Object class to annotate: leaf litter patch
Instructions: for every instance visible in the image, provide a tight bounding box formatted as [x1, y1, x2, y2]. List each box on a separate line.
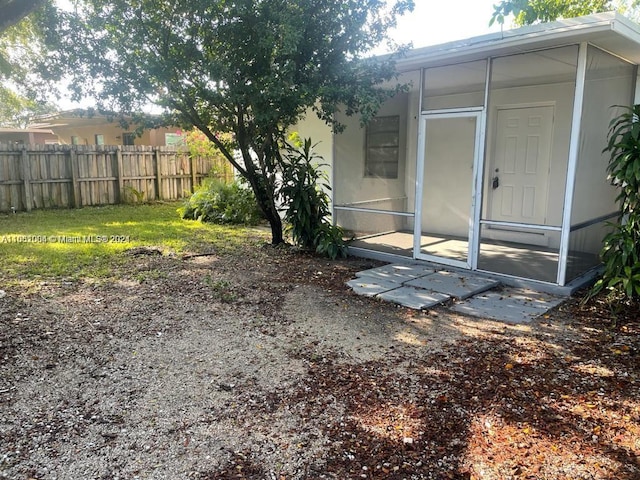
[1, 246, 639, 479]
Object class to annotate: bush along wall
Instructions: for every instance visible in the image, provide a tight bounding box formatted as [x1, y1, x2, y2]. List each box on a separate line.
[279, 135, 349, 260]
[593, 104, 640, 301]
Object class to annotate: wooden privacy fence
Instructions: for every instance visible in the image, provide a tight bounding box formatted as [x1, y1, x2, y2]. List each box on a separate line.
[0, 144, 234, 212]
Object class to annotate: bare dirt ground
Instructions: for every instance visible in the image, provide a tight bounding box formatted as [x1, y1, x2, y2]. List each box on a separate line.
[1, 239, 639, 479]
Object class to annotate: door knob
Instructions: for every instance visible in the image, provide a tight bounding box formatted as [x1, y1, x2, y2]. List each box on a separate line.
[492, 176, 499, 189]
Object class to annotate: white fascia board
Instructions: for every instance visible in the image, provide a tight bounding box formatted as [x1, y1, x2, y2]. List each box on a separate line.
[611, 13, 640, 46]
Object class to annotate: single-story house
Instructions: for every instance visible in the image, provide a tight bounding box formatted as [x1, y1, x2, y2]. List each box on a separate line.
[297, 12, 640, 293]
[28, 109, 184, 146]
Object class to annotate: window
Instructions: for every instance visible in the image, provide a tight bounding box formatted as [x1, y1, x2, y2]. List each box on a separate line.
[94, 134, 104, 145]
[165, 132, 185, 146]
[365, 116, 399, 178]
[122, 133, 135, 145]
[71, 136, 80, 145]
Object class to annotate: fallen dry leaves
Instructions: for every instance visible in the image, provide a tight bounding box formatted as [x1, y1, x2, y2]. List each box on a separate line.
[1, 243, 639, 479]
[203, 250, 640, 479]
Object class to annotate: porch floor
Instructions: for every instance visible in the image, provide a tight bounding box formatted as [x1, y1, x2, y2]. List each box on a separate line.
[347, 263, 565, 324]
[350, 231, 560, 283]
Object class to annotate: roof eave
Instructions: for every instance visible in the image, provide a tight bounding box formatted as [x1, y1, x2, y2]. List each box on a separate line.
[394, 11, 640, 71]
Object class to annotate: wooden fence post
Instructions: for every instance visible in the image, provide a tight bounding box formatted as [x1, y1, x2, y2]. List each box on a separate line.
[69, 147, 81, 208]
[21, 147, 33, 212]
[153, 148, 162, 200]
[190, 155, 197, 192]
[115, 148, 125, 203]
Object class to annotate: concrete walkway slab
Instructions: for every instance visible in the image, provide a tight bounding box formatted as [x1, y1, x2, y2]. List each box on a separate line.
[405, 270, 500, 300]
[353, 270, 405, 285]
[377, 286, 450, 310]
[346, 277, 399, 297]
[451, 288, 564, 324]
[347, 263, 567, 323]
[355, 264, 436, 283]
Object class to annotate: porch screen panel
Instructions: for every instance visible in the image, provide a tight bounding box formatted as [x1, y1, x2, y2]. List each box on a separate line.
[422, 60, 487, 111]
[566, 217, 616, 282]
[567, 46, 635, 282]
[336, 209, 413, 258]
[333, 90, 415, 214]
[478, 225, 561, 283]
[420, 116, 475, 262]
[480, 46, 578, 282]
[485, 45, 578, 228]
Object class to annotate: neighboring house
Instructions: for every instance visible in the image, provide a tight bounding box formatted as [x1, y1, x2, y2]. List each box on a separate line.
[28, 109, 183, 146]
[0, 127, 58, 146]
[296, 12, 640, 292]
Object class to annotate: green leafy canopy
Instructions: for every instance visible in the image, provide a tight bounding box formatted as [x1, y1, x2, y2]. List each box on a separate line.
[488, 0, 635, 26]
[0, 1, 60, 126]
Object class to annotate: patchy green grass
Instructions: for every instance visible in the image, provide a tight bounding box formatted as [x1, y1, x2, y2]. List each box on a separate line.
[0, 202, 268, 282]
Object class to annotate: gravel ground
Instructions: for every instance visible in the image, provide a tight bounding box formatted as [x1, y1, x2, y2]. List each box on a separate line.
[1, 245, 639, 479]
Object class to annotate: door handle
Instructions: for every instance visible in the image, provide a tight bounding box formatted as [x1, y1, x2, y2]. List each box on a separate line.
[492, 176, 499, 189]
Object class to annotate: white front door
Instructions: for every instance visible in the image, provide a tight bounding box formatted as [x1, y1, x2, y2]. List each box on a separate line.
[487, 105, 554, 244]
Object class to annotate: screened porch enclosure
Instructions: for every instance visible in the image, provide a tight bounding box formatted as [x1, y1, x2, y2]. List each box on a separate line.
[332, 37, 638, 288]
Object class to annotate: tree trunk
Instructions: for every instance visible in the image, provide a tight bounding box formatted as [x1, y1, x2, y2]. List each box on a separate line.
[233, 118, 284, 245]
[265, 206, 284, 245]
[254, 188, 283, 245]
[243, 168, 284, 245]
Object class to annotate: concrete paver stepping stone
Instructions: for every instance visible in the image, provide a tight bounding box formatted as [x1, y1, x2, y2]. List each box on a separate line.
[355, 264, 436, 283]
[354, 270, 406, 285]
[377, 286, 450, 310]
[451, 288, 564, 324]
[346, 277, 400, 297]
[347, 264, 567, 323]
[405, 270, 500, 300]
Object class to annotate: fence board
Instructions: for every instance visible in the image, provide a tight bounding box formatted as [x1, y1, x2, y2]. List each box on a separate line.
[0, 143, 226, 212]
[0, 148, 20, 211]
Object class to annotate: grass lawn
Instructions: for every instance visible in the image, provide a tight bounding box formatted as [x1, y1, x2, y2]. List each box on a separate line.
[0, 202, 268, 283]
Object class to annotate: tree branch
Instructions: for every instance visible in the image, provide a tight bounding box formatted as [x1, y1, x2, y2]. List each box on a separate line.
[0, 0, 46, 34]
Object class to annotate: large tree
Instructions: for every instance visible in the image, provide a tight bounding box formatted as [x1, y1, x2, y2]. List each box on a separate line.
[44, 0, 413, 244]
[0, 1, 60, 126]
[0, 87, 57, 128]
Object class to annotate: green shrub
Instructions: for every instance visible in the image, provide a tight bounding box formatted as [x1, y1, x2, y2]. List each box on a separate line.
[315, 223, 350, 260]
[178, 179, 264, 225]
[279, 135, 349, 259]
[591, 104, 640, 300]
